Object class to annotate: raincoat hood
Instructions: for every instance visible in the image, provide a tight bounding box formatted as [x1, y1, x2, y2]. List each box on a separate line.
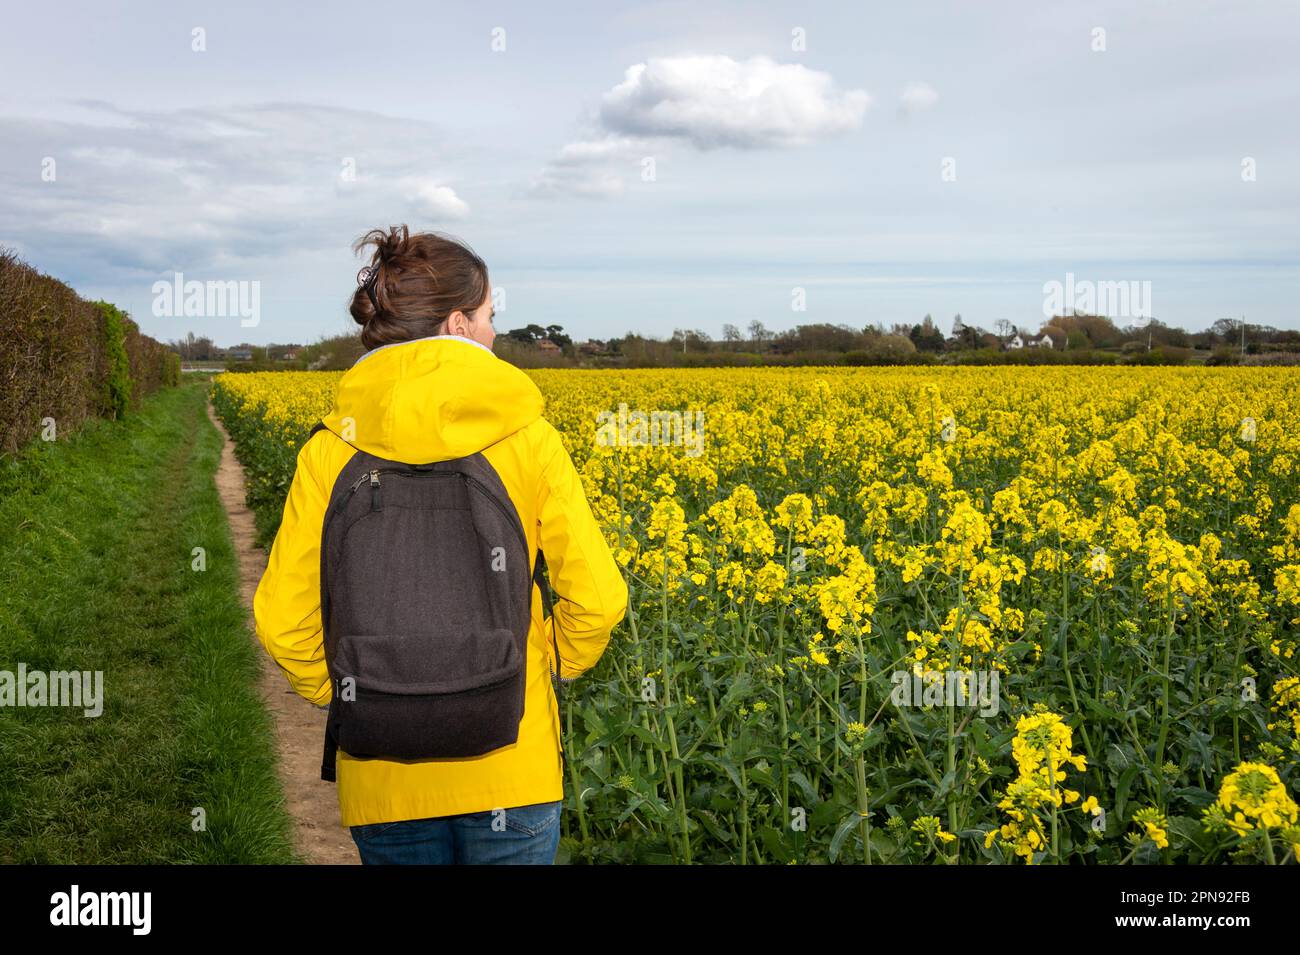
[321, 335, 544, 463]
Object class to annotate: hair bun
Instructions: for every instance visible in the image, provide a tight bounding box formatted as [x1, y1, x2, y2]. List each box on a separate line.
[348, 223, 490, 351]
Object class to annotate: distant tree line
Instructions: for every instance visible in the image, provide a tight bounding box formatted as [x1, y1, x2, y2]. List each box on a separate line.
[176, 311, 1300, 373]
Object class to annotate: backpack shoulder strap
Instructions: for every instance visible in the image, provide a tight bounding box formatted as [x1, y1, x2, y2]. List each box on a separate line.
[322, 696, 339, 782]
[534, 549, 566, 776]
[311, 418, 334, 781]
[314, 418, 354, 784]
[533, 550, 563, 700]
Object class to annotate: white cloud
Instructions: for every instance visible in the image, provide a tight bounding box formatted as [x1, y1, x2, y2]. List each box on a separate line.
[523, 135, 642, 199]
[524, 167, 627, 200]
[599, 55, 870, 149]
[554, 136, 644, 164]
[407, 179, 471, 219]
[0, 102, 469, 278]
[527, 54, 869, 199]
[900, 82, 939, 113]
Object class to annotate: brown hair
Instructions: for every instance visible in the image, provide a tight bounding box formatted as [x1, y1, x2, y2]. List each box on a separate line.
[348, 224, 490, 350]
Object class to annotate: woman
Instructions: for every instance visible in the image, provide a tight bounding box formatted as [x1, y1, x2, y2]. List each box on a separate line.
[252, 224, 628, 864]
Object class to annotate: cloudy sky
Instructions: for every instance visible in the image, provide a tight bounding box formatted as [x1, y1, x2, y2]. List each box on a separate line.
[2, 0, 1297, 346]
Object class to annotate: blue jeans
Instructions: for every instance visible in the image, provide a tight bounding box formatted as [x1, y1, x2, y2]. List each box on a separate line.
[350, 800, 563, 865]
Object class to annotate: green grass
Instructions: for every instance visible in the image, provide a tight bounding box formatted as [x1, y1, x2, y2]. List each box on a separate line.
[0, 379, 299, 863]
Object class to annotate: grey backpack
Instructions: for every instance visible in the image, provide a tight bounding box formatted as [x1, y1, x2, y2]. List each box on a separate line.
[308, 422, 562, 781]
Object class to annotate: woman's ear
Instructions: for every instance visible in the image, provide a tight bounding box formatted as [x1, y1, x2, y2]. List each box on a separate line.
[444, 310, 466, 336]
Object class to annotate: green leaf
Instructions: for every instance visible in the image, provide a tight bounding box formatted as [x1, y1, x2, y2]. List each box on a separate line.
[789, 770, 818, 806]
[625, 723, 662, 749]
[1106, 742, 1136, 773]
[933, 767, 957, 800]
[749, 763, 776, 789]
[1114, 764, 1141, 821]
[758, 825, 793, 862]
[829, 812, 864, 862]
[1170, 786, 1215, 810]
[1083, 696, 1126, 722]
[700, 753, 744, 794]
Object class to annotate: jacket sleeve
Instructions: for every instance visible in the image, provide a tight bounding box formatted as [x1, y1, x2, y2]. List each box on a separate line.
[534, 418, 629, 679]
[252, 433, 332, 707]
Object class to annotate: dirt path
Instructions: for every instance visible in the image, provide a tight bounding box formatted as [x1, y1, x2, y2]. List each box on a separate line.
[206, 401, 359, 865]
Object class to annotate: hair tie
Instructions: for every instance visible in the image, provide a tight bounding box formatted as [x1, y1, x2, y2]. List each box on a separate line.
[358, 263, 382, 313]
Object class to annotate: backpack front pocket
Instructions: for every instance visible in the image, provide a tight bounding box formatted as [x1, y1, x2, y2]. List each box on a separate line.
[332, 629, 526, 759]
[336, 627, 522, 695]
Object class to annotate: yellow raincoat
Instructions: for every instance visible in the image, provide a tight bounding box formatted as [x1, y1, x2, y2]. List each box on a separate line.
[252, 335, 628, 827]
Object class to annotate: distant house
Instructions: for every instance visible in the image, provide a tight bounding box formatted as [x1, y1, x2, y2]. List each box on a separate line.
[535, 339, 562, 354]
[227, 348, 253, 361]
[1006, 330, 1054, 350]
[281, 350, 299, 361]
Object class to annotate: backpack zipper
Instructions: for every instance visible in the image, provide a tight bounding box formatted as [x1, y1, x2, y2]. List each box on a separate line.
[326, 467, 526, 552]
[326, 467, 457, 537]
[369, 469, 381, 510]
[463, 474, 528, 553]
[349, 468, 379, 493]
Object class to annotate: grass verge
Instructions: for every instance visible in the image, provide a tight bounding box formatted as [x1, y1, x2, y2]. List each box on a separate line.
[0, 378, 299, 862]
